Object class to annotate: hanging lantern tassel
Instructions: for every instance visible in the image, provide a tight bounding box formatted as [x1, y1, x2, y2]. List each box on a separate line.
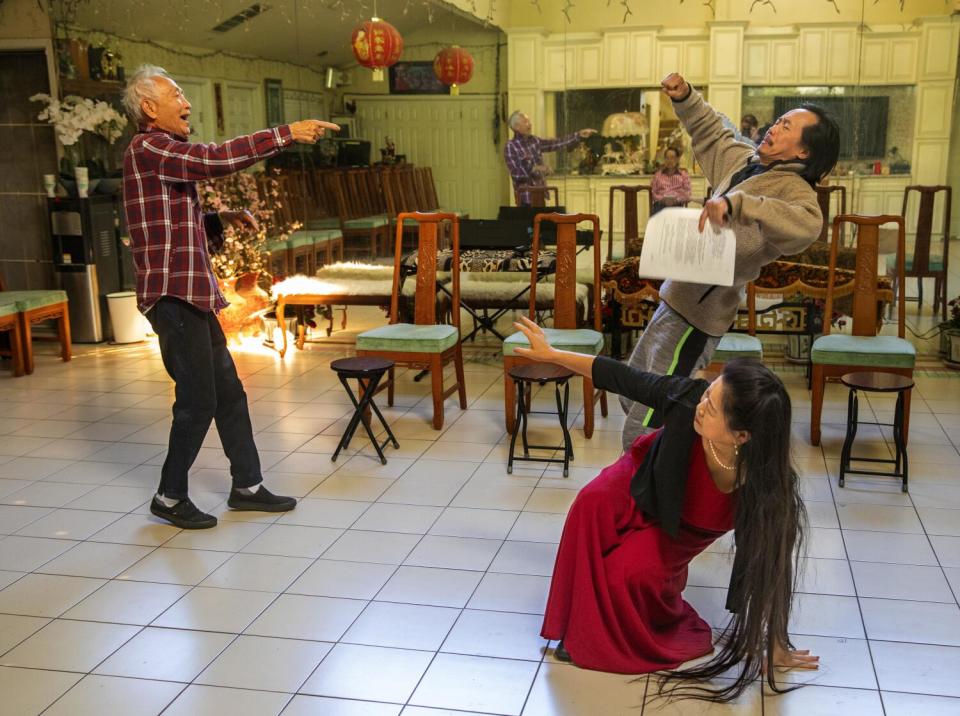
[433, 45, 474, 97]
[352, 17, 403, 82]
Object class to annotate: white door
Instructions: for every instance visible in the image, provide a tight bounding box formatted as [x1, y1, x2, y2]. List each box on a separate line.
[353, 96, 506, 218]
[224, 82, 258, 140]
[176, 77, 214, 142]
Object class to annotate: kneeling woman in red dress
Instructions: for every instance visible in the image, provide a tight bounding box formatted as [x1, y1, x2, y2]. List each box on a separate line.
[512, 317, 818, 702]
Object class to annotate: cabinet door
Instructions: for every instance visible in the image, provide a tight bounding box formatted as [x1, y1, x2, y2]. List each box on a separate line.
[859, 37, 888, 84]
[629, 31, 657, 85]
[543, 45, 571, 90]
[562, 181, 593, 216]
[856, 190, 884, 217]
[576, 43, 604, 88]
[798, 28, 827, 83]
[684, 41, 710, 85]
[770, 39, 798, 83]
[657, 41, 684, 81]
[827, 27, 859, 84]
[508, 34, 541, 88]
[888, 37, 918, 84]
[743, 40, 769, 84]
[603, 32, 629, 86]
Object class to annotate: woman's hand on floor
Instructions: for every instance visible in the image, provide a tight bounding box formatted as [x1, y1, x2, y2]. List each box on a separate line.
[769, 643, 820, 671]
[512, 316, 554, 362]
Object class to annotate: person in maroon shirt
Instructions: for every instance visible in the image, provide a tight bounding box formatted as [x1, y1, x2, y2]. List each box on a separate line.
[121, 64, 338, 529]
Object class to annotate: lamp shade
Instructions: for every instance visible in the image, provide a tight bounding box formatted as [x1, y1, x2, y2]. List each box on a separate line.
[433, 45, 474, 96]
[351, 17, 403, 82]
[601, 111, 647, 137]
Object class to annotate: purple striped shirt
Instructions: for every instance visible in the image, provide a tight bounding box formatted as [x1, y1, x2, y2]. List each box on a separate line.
[504, 131, 579, 190]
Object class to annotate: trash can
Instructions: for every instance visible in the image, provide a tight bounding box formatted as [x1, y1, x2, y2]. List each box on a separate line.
[106, 292, 146, 343]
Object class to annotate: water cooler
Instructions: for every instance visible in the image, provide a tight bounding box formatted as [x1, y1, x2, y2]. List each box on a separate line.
[48, 196, 124, 342]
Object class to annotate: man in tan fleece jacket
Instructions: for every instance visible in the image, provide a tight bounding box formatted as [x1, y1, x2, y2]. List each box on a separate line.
[620, 72, 840, 449]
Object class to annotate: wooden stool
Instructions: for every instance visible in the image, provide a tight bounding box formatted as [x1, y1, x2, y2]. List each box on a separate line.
[839, 371, 914, 493]
[507, 363, 575, 477]
[330, 357, 400, 465]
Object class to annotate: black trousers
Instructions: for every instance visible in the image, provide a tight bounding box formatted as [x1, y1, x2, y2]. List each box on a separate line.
[146, 297, 261, 500]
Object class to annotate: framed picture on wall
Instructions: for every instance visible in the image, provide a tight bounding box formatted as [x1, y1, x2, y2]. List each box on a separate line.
[264, 79, 284, 127]
[389, 62, 449, 95]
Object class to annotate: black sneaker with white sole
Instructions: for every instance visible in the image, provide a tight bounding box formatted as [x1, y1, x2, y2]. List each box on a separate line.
[150, 496, 218, 529]
[227, 485, 297, 512]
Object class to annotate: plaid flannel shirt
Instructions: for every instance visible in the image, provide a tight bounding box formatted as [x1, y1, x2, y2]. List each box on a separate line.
[650, 168, 692, 204]
[504, 132, 578, 191]
[122, 125, 293, 314]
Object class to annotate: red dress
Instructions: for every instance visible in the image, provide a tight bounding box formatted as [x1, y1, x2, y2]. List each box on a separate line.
[541, 431, 735, 674]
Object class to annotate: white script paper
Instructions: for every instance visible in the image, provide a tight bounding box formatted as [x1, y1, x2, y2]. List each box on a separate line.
[637, 208, 736, 286]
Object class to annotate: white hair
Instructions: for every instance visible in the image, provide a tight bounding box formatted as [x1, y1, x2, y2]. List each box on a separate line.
[123, 64, 172, 128]
[508, 110, 525, 131]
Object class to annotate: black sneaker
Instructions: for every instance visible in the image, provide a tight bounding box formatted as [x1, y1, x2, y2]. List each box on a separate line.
[150, 496, 217, 529]
[554, 640, 572, 663]
[227, 485, 297, 512]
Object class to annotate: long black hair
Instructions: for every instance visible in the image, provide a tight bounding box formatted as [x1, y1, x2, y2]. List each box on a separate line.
[797, 103, 840, 185]
[654, 357, 808, 702]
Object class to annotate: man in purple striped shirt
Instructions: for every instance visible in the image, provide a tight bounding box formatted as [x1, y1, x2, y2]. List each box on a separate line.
[504, 111, 595, 205]
[121, 65, 337, 529]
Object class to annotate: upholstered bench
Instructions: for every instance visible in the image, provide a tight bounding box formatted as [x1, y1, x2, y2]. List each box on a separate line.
[0, 289, 71, 374]
[271, 265, 444, 357]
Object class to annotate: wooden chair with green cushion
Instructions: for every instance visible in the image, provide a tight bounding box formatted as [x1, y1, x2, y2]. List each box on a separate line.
[316, 171, 389, 258]
[707, 282, 762, 371]
[607, 184, 652, 260]
[810, 214, 914, 446]
[814, 183, 847, 244]
[502, 213, 607, 438]
[356, 212, 466, 430]
[0, 276, 71, 375]
[0, 296, 26, 377]
[887, 184, 951, 321]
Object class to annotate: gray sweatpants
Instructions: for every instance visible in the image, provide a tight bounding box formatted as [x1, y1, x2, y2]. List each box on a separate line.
[620, 302, 721, 450]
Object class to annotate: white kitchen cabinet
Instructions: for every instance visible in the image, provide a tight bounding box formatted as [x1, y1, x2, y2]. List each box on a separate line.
[576, 43, 604, 87]
[543, 44, 574, 90]
[798, 28, 828, 83]
[770, 39, 799, 83]
[629, 31, 658, 86]
[602, 32, 630, 86]
[684, 41, 710, 84]
[508, 33, 541, 89]
[888, 37, 919, 83]
[743, 40, 770, 84]
[827, 27, 859, 84]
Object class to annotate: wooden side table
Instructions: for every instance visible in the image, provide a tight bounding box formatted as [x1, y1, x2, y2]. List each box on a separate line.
[839, 371, 914, 492]
[507, 363, 575, 477]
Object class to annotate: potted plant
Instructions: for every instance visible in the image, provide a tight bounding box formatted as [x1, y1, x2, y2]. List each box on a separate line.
[30, 93, 128, 195]
[940, 296, 960, 368]
[198, 171, 301, 342]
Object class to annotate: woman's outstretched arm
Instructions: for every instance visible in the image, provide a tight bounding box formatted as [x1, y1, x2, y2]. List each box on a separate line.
[511, 317, 596, 377]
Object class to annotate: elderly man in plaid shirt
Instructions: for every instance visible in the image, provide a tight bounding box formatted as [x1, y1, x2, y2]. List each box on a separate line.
[504, 110, 596, 205]
[122, 64, 338, 529]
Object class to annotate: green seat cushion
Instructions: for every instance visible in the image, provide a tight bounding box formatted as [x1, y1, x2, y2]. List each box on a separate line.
[0, 301, 19, 319]
[357, 323, 459, 353]
[885, 253, 944, 272]
[345, 216, 390, 230]
[288, 231, 316, 249]
[811, 334, 916, 368]
[305, 218, 341, 230]
[266, 237, 291, 252]
[2, 290, 68, 312]
[312, 229, 343, 242]
[713, 333, 763, 360]
[503, 327, 604, 357]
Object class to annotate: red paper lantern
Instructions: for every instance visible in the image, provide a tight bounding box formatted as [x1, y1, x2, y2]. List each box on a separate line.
[433, 45, 474, 96]
[351, 17, 403, 82]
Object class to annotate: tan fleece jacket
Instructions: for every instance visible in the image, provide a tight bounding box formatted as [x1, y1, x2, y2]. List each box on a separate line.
[658, 88, 823, 337]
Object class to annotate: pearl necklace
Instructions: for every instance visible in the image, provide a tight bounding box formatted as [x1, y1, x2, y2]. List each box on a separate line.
[707, 439, 736, 471]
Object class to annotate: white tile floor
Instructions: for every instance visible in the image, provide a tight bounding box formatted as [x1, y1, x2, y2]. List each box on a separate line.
[2, 277, 960, 714]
